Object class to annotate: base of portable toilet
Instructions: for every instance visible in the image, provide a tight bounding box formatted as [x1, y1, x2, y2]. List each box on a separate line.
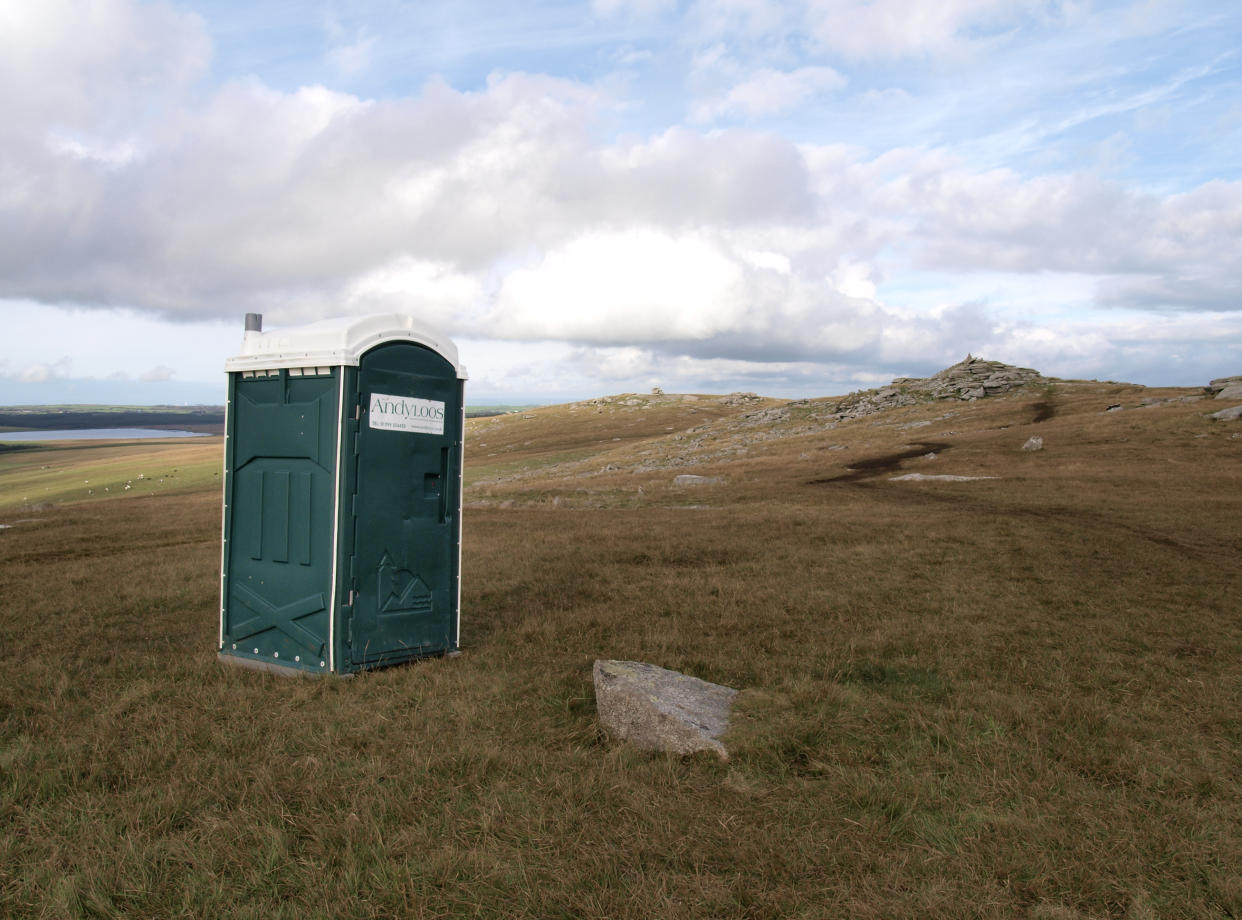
[218, 313, 467, 676]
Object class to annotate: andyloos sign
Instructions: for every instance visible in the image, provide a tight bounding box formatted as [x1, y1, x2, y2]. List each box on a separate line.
[369, 392, 446, 435]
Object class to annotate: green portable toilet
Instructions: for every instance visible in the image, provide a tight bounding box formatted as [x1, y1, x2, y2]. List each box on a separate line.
[219, 312, 466, 675]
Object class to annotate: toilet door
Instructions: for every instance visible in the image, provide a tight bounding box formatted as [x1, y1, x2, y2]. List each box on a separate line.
[222, 368, 339, 672]
[348, 342, 461, 665]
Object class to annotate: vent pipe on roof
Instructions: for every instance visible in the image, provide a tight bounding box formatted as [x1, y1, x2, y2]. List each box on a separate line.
[244, 313, 263, 332]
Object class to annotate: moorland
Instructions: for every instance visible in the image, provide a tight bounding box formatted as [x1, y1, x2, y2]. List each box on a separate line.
[1, 361, 1240, 918]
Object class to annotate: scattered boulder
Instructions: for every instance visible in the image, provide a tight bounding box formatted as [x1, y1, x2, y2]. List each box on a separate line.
[1022, 436, 1044, 451]
[738, 406, 790, 425]
[593, 660, 737, 759]
[673, 474, 721, 487]
[1140, 395, 1203, 407]
[1210, 405, 1242, 421]
[718, 392, 762, 407]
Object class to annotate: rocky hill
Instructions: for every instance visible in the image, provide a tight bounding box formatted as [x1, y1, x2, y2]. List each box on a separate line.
[463, 357, 1239, 507]
[776, 355, 1044, 425]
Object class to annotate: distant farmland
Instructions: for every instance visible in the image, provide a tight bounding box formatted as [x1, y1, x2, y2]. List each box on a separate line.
[0, 405, 225, 434]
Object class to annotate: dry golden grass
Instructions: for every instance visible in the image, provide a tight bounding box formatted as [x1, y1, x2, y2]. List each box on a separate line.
[2, 380, 1240, 917]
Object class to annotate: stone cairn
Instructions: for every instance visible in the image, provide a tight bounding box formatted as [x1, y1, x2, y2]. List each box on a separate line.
[776, 355, 1043, 425]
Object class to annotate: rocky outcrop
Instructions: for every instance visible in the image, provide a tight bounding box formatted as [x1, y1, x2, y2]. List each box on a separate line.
[737, 406, 791, 426]
[1208, 376, 1242, 400]
[593, 660, 737, 759]
[1140, 395, 1203, 408]
[783, 356, 1043, 425]
[907, 355, 1043, 399]
[1210, 405, 1242, 421]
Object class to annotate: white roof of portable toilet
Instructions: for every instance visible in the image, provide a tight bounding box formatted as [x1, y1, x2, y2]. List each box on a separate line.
[224, 313, 467, 378]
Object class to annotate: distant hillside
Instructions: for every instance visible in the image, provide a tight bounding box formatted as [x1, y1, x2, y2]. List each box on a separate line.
[463, 357, 1235, 505]
[0, 405, 226, 433]
[0, 404, 541, 434]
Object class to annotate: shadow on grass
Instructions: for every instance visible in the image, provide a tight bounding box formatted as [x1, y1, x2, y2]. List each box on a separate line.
[835, 660, 951, 702]
[807, 442, 952, 484]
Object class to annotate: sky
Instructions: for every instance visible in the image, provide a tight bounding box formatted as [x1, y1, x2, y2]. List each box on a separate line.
[1, 0, 1240, 406]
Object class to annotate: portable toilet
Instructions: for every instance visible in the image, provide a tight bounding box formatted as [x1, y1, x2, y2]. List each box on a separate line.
[219, 313, 466, 675]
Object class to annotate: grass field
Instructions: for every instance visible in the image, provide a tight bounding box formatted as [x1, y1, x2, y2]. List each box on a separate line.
[0, 438, 223, 509]
[1, 381, 1240, 918]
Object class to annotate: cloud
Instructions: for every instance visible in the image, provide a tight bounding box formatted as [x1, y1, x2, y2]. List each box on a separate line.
[481, 228, 897, 362]
[884, 165, 1242, 308]
[561, 343, 860, 393]
[803, 0, 1071, 60]
[2, 16, 1237, 339]
[686, 0, 1077, 60]
[45, 131, 143, 169]
[592, 0, 676, 17]
[139, 365, 176, 382]
[328, 34, 377, 76]
[0, 0, 209, 139]
[342, 258, 486, 319]
[485, 230, 749, 344]
[15, 357, 72, 384]
[691, 66, 846, 123]
[0, 0, 1239, 403]
[0, 50, 820, 321]
[17, 365, 52, 384]
[686, 0, 791, 44]
[1096, 276, 1242, 312]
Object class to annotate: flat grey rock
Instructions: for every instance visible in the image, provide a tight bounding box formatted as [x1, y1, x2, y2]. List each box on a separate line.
[1215, 383, 1242, 401]
[1210, 405, 1242, 421]
[1022, 436, 1044, 451]
[593, 660, 737, 759]
[890, 473, 998, 482]
[672, 474, 721, 487]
